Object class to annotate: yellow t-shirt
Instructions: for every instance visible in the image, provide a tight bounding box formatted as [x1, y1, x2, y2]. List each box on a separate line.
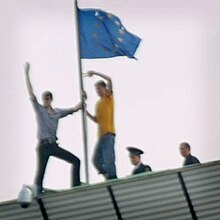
[96, 93, 115, 137]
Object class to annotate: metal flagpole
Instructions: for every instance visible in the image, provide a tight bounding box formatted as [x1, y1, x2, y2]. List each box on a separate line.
[73, 0, 89, 184]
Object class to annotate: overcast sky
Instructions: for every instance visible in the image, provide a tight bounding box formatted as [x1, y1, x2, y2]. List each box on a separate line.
[0, 0, 220, 201]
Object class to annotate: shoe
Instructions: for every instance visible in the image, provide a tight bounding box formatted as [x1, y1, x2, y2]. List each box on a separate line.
[32, 184, 43, 198]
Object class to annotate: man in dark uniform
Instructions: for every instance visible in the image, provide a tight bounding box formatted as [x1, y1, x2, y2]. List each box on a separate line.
[127, 147, 152, 175]
[179, 142, 200, 166]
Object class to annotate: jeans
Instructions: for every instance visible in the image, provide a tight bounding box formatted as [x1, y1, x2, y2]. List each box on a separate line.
[35, 142, 80, 193]
[93, 133, 117, 179]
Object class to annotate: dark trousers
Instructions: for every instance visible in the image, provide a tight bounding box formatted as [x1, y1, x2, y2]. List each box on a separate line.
[35, 142, 80, 191]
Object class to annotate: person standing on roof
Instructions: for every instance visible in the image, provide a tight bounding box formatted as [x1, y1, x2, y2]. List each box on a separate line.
[24, 62, 82, 196]
[85, 70, 117, 180]
[127, 146, 152, 175]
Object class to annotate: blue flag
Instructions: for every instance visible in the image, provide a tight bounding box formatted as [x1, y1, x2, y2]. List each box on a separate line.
[78, 9, 141, 59]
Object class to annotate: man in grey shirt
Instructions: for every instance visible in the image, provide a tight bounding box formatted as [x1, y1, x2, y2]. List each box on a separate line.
[24, 62, 82, 195]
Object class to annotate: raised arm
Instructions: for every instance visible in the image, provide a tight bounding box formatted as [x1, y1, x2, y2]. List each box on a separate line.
[87, 70, 113, 93]
[24, 62, 35, 99]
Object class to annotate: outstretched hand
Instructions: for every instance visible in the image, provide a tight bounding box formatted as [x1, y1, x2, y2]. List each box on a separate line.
[24, 62, 30, 74]
[74, 102, 84, 112]
[86, 70, 96, 77]
[81, 90, 87, 100]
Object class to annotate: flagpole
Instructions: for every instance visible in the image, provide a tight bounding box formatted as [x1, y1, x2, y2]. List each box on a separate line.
[74, 0, 89, 184]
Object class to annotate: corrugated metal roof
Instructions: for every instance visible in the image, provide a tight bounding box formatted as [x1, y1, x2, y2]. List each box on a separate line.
[0, 160, 220, 220]
[112, 173, 192, 220]
[43, 186, 118, 220]
[182, 162, 220, 220]
[0, 200, 43, 220]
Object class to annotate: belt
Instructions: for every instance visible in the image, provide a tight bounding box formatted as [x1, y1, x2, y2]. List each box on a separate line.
[103, 132, 116, 137]
[40, 139, 57, 145]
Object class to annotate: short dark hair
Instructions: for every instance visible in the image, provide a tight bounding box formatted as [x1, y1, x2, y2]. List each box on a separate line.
[95, 80, 106, 88]
[42, 91, 53, 100]
[181, 142, 191, 150]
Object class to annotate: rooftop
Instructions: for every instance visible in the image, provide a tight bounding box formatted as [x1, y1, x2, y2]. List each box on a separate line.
[0, 160, 220, 220]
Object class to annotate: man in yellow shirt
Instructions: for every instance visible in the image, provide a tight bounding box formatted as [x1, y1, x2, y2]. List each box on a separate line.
[86, 70, 117, 179]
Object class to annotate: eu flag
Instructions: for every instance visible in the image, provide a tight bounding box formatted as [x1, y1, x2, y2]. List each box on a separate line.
[78, 9, 141, 59]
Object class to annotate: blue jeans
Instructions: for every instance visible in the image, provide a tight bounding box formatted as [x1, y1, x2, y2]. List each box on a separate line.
[93, 133, 117, 179]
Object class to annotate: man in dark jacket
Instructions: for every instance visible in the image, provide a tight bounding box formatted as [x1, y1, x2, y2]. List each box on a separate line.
[127, 147, 152, 175]
[179, 142, 200, 166]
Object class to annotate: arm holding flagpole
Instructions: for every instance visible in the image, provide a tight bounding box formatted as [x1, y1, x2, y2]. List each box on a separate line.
[86, 110, 97, 123]
[74, 0, 89, 184]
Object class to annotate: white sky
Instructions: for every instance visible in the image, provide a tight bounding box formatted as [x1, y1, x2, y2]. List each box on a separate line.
[0, 0, 220, 202]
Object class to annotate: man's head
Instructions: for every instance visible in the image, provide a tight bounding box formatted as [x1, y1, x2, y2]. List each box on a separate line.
[130, 155, 141, 166]
[95, 80, 107, 97]
[42, 91, 53, 107]
[127, 147, 144, 166]
[179, 142, 191, 158]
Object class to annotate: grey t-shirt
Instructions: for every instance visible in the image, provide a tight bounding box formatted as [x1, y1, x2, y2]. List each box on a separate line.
[31, 97, 74, 141]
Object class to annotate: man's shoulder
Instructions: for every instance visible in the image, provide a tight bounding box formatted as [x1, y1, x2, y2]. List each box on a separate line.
[191, 155, 200, 162]
[137, 163, 147, 172]
[106, 89, 113, 96]
[30, 96, 43, 109]
[106, 91, 114, 100]
[144, 164, 152, 171]
[98, 92, 114, 102]
[54, 108, 62, 112]
[185, 154, 200, 165]
[189, 154, 198, 159]
[133, 163, 151, 174]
